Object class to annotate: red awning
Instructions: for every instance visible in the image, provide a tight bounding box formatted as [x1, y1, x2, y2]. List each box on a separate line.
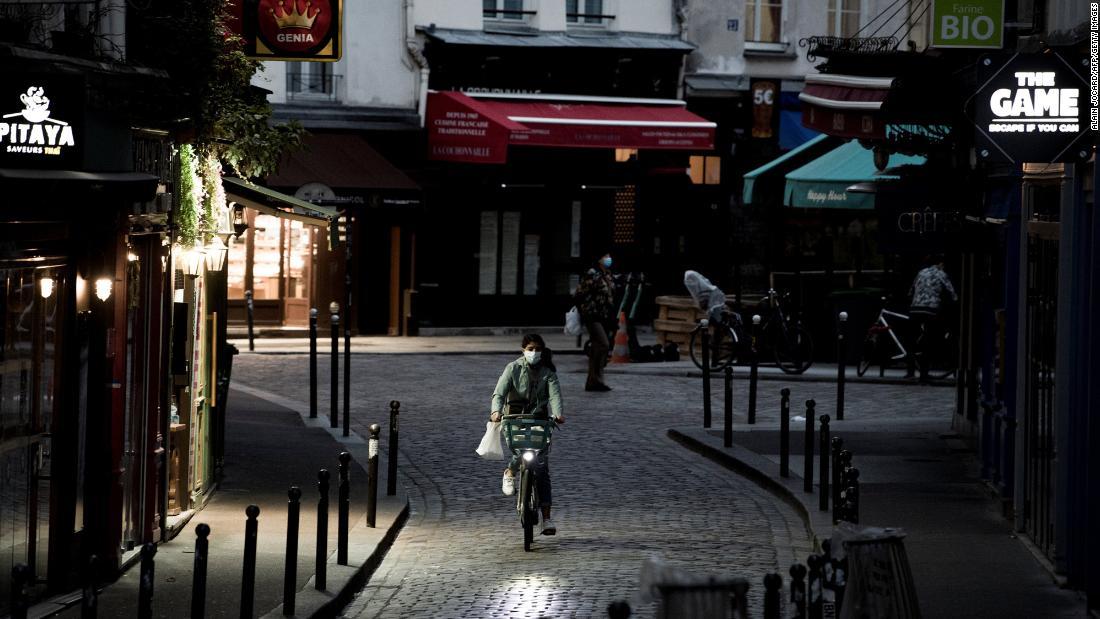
[427, 91, 716, 164]
[799, 74, 893, 140]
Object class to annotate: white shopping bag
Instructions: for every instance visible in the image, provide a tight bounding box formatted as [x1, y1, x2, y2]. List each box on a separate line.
[475, 421, 505, 460]
[564, 306, 583, 336]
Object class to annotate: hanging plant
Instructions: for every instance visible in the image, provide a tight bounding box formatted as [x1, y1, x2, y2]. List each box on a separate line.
[200, 150, 226, 237]
[176, 144, 200, 246]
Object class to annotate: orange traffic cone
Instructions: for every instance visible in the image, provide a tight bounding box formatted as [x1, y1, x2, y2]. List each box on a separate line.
[611, 311, 631, 364]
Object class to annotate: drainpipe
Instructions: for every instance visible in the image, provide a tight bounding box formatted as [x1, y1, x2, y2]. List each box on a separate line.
[673, 0, 689, 100]
[404, 0, 430, 127]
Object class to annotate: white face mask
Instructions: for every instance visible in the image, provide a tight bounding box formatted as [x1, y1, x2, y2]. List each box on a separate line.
[524, 350, 542, 365]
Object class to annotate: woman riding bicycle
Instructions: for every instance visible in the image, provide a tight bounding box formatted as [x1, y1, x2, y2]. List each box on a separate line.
[489, 334, 564, 535]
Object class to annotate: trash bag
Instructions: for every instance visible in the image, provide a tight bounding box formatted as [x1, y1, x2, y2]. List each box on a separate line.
[564, 306, 583, 336]
[683, 270, 728, 324]
[475, 421, 505, 460]
[663, 342, 680, 362]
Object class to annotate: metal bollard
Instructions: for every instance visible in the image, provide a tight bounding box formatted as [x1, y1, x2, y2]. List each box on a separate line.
[819, 415, 831, 512]
[338, 452, 351, 565]
[723, 366, 733, 448]
[283, 487, 301, 616]
[315, 469, 330, 591]
[12, 563, 30, 619]
[343, 304, 351, 438]
[309, 308, 318, 418]
[831, 437, 844, 524]
[836, 312, 847, 421]
[701, 321, 711, 428]
[330, 303, 339, 429]
[838, 450, 853, 522]
[790, 563, 807, 619]
[807, 554, 823, 619]
[846, 468, 861, 524]
[763, 572, 783, 619]
[804, 400, 816, 494]
[245, 290, 255, 351]
[731, 578, 750, 619]
[82, 555, 99, 619]
[138, 543, 156, 619]
[191, 525, 210, 619]
[748, 315, 761, 424]
[368, 424, 380, 527]
[388, 401, 400, 496]
[821, 540, 838, 619]
[241, 505, 260, 619]
[780, 388, 791, 477]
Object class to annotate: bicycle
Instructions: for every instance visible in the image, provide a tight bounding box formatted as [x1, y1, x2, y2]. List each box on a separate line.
[857, 302, 957, 379]
[501, 414, 556, 552]
[756, 289, 814, 374]
[688, 307, 743, 371]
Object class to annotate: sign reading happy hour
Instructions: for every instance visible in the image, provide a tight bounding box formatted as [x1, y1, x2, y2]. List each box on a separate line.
[229, 0, 342, 61]
[971, 52, 1093, 164]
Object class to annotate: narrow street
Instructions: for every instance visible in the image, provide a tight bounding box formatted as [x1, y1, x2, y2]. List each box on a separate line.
[233, 352, 814, 617]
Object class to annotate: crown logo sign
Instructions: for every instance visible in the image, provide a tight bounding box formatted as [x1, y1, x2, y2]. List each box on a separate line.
[270, 0, 319, 29]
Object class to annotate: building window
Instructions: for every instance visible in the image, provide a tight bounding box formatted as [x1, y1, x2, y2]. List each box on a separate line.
[827, 0, 861, 38]
[483, 0, 526, 20]
[746, 0, 783, 43]
[567, 0, 605, 25]
[286, 62, 340, 101]
[689, 156, 721, 185]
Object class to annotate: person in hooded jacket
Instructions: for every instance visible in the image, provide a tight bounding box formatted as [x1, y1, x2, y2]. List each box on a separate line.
[489, 333, 564, 535]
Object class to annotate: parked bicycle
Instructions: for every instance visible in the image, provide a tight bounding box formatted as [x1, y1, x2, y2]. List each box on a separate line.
[685, 271, 743, 371]
[755, 289, 814, 374]
[857, 300, 957, 379]
[501, 414, 556, 552]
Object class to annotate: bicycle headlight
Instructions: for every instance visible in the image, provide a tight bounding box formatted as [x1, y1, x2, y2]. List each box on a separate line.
[522, 450, 535, 462]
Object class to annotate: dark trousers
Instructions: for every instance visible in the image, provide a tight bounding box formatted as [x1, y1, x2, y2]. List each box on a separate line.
[585, 320, 609, 387]
[908, 309, 941, 379]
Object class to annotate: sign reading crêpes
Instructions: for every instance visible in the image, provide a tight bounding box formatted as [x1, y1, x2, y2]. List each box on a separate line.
[228, 0, 342, 61]
[971, 52, 1093, 164]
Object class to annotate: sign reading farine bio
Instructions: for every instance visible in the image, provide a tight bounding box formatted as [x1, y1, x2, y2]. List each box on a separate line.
[931, 0, 1004, 49]
[0, 81, 82, 168]
[971, 53, 1093, 164]
[229, 0, 342, 61]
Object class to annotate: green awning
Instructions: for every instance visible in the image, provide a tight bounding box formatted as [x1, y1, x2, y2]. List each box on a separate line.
[742, 134, 831, 205]
[783, 142, 925, 210]
[223, 177, 338, 225]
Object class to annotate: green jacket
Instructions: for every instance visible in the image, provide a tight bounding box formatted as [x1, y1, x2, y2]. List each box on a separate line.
[491, 358, 563, 420]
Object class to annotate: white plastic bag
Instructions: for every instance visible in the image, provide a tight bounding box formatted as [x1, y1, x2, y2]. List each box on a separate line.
[564, 306, 583, 336]
[475, 421, 505, 460]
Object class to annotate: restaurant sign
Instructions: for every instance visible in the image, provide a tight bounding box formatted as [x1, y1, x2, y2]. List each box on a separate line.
[228, 0, 342, 61]
[970, 52, 1092, 164]
[0, 78, 82, 168]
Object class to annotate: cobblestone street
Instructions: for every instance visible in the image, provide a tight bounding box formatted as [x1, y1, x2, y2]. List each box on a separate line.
[233, 352, 846, 618]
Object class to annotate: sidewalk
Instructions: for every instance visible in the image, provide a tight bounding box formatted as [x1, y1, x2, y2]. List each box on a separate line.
[48, 388, 408, 619]
[230, 332, 940, 385]
[669, 411, 1087, 617]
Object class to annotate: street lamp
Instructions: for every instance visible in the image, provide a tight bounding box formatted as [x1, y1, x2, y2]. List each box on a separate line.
[94, 277, 112, 302]
[205, 236, 228, 271]
[180, 242, 206, 277]
[39, 275, 54, 299]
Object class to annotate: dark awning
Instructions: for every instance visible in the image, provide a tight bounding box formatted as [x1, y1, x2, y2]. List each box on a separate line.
[223, 177, 337, 226]
[0, 168, 159, 201]
[421, 27, 694, 51]
[266, 134, 420, 193]
[799, 74, 893, 139]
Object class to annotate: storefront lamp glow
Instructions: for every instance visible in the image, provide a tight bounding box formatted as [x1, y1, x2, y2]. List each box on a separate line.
[181, 242, 206, 277]
[94, 278, 112, 302]
[205, 236, 228, 271]
[39, 276, 54, 299]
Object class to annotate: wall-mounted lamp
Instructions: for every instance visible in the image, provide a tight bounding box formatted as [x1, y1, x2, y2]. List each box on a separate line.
[205, 236, 228, 271]
[94, 277, 112, 302]
[181, 242, 206, 277]
[127, 251, 139, 262]
[39, 276, 54, 299]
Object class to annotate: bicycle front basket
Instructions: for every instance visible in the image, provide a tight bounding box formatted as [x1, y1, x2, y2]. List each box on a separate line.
[502, 418, 553, 452]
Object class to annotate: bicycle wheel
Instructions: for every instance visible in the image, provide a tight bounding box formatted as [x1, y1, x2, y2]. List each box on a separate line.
[774, 323, 814, 374]
[519, 468, 535, 551]
[857, 332, 879, 377]
[922, 329, 958, 380]
[688, 323, 739, 371]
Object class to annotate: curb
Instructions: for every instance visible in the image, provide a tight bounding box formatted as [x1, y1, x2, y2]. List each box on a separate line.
[667, 428, 834, 552]
[261, 498, 411, 619]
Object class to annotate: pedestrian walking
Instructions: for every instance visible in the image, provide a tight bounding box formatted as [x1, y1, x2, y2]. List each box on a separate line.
[907, 255, 957, 382]
[574, 252, 616, 391]
[489, 334, 565, 535]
